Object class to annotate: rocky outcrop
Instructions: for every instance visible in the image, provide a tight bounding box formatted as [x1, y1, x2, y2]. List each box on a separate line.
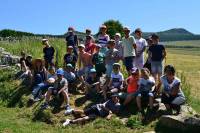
[0, 47, 20, 66]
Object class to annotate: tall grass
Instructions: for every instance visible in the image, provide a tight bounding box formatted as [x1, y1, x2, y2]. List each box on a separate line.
[0, 37, 66, 67]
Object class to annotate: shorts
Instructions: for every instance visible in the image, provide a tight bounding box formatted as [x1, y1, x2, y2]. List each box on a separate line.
[77, 65, 93, 78]
[84, 105, 108, 117]
[151, 61, 163, 74]
[118, 92, 136, 99]
[105, 64, 113, 78]
[135, 56, 144, 69]
[124, 56, 135, 71]
[161, 93, 185, 105]
[48, 87, 68, 95]
[135, 91, 154, 97]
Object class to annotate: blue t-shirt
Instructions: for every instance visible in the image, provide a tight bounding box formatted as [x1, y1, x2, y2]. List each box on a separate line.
[149, 44, 165, 61]
[64, 71, 76, 83]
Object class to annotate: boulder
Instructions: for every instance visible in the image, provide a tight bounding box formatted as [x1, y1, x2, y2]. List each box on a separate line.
[159, 114, 200, 132]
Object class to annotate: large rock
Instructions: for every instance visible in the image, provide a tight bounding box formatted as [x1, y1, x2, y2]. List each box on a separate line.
[0, 49, 20, 65]
[159, 114, 200, 132]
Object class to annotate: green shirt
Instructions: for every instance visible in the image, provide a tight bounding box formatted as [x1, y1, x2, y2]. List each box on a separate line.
[122, 36, 136, 57]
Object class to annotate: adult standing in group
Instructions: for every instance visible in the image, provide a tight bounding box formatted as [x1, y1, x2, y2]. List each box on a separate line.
[134, 28, 148, 69]
[122, 27, 137, 75]
[97, 25, 110, 55]
[148, 34, 166, 85]
[114, 33, 123, 61]
[65, 27, 79, 57]
[85, 29, 95, 43]
[144, 36, 153, 72]
[42, 39, 55, 69]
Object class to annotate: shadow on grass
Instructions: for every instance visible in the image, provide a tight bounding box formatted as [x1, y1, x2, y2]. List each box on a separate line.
[7, 84, 32, 108]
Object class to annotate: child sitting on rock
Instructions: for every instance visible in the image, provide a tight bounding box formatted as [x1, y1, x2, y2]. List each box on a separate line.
[158, 65, 185, 114]
[31, 66, 56, 101]
[84, 68, 100, 99]
[135, 68, 155, 117]
[63, 93, 120, 126]
[64, 63, 77, 93]
[119, 67, 139, 106]
[41, 68, 73, 115]
[103, 63, 124, 100]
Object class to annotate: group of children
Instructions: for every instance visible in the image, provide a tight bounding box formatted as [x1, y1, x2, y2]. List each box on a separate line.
[18, 25, 186, 126]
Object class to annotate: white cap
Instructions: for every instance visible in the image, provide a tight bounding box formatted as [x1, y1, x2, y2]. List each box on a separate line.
[78, 44, 85, 48]
[115, 33, 121, 37]
[42, 38, 48, 42]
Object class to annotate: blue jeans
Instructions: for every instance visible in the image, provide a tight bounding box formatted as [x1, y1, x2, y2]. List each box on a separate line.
[32, 83, 50, 98]
[34, 74, 43, 85]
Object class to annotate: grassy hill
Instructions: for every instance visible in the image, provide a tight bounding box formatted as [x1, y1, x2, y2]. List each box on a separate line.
[0, 37, 200, 132]
[1, 28, 200, 42]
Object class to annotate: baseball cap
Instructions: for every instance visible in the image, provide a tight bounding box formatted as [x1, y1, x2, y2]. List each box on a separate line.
[90, 68, 96, 73]
[67, 46, 73, 49]
[100, 25, 107, 29]
[42, 38, 48, 42]
[78, 44, 85, 48]
[115, 33, 121, 38]
[123, 26, 130, 31]
[66, 63, 73, 68]
[111, 93, 119, 97]
[56, 68, 64, 76]
[131, 67, 138, 74]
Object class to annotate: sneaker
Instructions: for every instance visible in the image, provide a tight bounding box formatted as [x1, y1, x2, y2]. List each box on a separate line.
[40, 102, 49, 110]
[64, 105, 73, 115]
[63, 119, 71, 127]
[33, 97, 41, 102]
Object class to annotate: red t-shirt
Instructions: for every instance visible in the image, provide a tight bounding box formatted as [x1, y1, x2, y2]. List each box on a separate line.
[85, 43, 96, 54]
[127, 76, 138, 93]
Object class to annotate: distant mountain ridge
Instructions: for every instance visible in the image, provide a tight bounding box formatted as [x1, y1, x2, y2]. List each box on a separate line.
[133, 28, 200, 41]
[1, 28, 200, 42]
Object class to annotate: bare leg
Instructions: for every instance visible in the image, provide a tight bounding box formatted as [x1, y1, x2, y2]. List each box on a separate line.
[45, 90, 52, 102]
[123, 94, 134, 106]
[71, 116, 91, 124]
[73, 109, 84, 115]
[149, 96, 154, 109]
[136, 96, 142, 111]
[61, 91, 69, 105]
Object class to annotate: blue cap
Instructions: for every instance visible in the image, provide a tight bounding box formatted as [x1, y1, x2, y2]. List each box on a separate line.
[90, 68, 96, 73]
[56, 68, 64, 75]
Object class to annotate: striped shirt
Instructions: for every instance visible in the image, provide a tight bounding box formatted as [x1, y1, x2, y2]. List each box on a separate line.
[97, 34, 110, 47]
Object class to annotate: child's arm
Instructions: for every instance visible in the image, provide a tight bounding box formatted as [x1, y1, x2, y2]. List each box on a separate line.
[78, 55, 81, 69]
[171, 83, 180, 96]
[108, 79, 113, 88]
[58, 83, 68, 94]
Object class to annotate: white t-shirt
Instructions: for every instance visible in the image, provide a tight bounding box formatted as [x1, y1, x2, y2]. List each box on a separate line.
[111, 72, 124, 88]
[138, 76, 155, 92]
[122, 36, 136, 57]
[160, 75, 185, 97]
[135, 38, 147, 68]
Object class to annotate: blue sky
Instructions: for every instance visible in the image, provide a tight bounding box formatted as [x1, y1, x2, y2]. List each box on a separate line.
[0, 0, 199, 35]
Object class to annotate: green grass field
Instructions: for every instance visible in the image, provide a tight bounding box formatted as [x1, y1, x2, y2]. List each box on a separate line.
[0, 39, 200, 133]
